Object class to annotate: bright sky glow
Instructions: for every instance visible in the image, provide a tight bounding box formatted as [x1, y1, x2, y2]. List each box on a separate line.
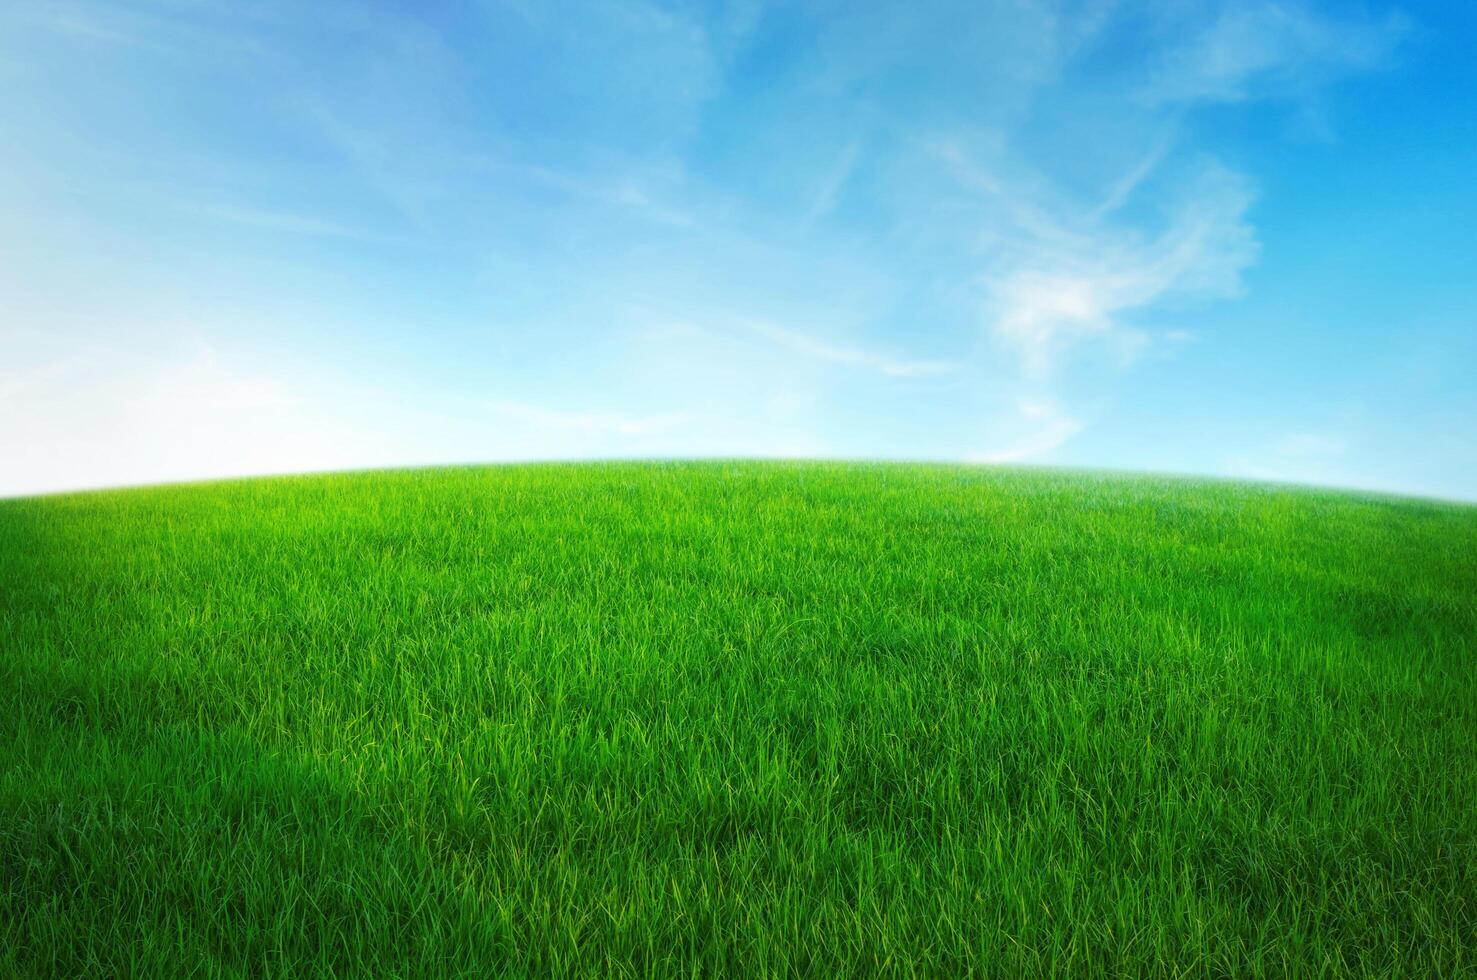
[2, 1, 1474, 499]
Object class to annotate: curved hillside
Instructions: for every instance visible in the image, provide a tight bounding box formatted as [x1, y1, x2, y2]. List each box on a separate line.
[2, 462, 1473, 976]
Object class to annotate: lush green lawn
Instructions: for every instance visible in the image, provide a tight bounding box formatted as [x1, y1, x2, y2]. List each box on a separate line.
[2, 461, 1473, 977]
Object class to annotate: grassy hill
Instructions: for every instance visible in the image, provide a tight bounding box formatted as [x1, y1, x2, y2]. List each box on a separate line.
[2, 461, 1474, 977]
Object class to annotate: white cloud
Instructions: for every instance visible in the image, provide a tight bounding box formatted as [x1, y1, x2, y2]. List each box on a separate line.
[805, 138, 862, 223]
[1143, 2, 1406, 106]
[1087, 129, 1176, 221]
[926, 0, 1400, 450]
[180, 201, 399, 243]
[967, 399, 1083, 464]
[482, 158, 696, 228]
[0, 0, 1426, 495]
[743, 320, 960, 378]
[5, 0, 160, 48]
[485, 401, 689, 438]
[980, 164, 1258, 377]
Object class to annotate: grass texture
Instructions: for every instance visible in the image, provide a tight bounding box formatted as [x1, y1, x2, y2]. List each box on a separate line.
[2, 461, 1474, 977]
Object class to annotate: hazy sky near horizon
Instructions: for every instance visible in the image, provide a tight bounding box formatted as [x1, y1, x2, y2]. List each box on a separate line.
[3, 0, 1475, 499]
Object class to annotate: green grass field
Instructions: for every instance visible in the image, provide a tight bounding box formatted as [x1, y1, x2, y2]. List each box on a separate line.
[2, 461, 1474, 977]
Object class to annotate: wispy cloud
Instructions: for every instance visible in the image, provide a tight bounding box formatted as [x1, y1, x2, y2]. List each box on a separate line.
[2, 0, 1448, 498]
[486, 401, 689, 437]
[300, 101, 448, 231]
[805, 138, 862, 224]
[954, 153, 1258, 378]
[6, 0, 161, 48]
[967, 400, 1083, 464]
[1086, 128, 1177, 222]
[482, 158, 695, 228]
[922, 0, 1402, 472]
[1143, 1, 1407, 106]
[743, 320, 961, 378]
[180, 201, 400, 244]
[6, 0, 274, 58]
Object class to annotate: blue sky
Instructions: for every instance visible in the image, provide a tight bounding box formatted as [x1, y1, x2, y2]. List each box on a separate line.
[2, 0, 1474, 499]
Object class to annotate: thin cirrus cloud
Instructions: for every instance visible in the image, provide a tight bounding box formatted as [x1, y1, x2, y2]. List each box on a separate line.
[179, 202, 402, 244]
[1141, 1, 1408, 105]
[921, 0, 1404, 468]
[742, 321, 961, 379]
[977, 165, 1260, 379]
[967, 401, 1084, 466]
[931, 2, 1402, 383]
[486, 401, 691, 439]
[1, 0, 1467, 499]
